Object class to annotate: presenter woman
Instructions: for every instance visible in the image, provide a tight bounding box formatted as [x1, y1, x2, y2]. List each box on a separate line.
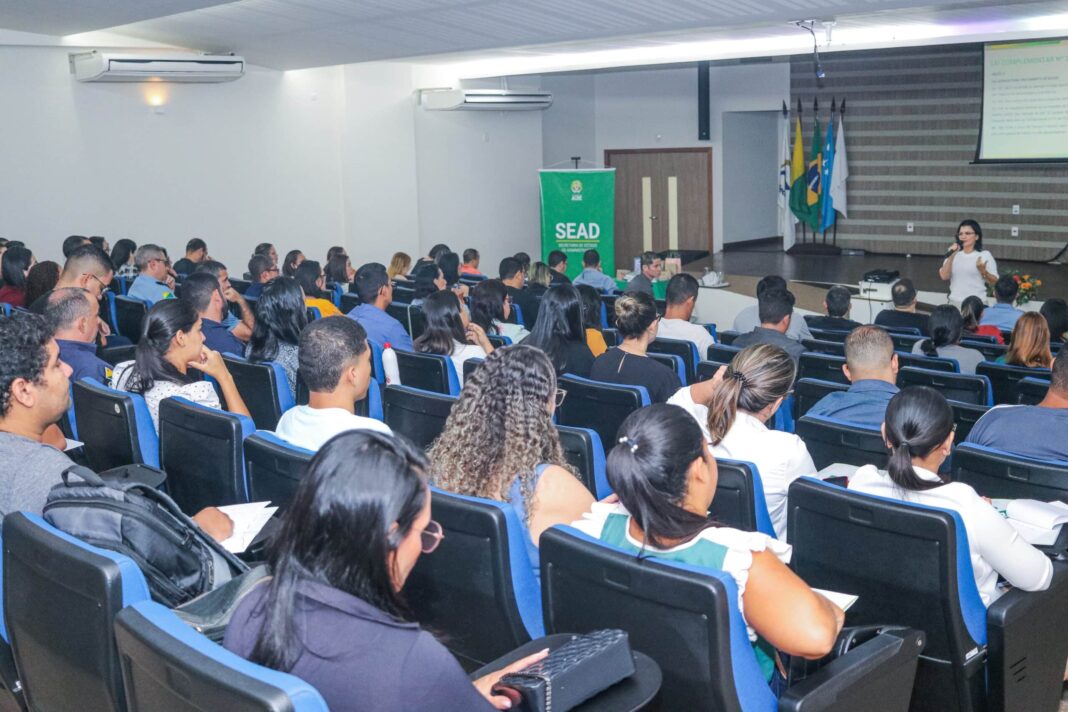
[939, 219, 998, 305]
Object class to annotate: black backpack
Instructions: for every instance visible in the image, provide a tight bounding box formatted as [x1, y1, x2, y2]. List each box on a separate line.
[43, 465, 249, 607]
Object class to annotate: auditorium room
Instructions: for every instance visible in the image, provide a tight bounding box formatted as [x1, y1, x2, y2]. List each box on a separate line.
[3, 0, 1068, 710]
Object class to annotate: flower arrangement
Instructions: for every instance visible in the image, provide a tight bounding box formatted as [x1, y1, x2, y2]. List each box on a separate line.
[989, 269, 1042, 305]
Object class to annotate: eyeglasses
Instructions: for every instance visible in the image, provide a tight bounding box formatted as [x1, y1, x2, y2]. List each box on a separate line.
[86, 273, 111, 296]
[554, 388, 567, 407]
[420, 520, 444, 554]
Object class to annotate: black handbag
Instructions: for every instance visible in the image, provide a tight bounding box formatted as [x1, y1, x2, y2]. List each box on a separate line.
[491, 629, 635, 712]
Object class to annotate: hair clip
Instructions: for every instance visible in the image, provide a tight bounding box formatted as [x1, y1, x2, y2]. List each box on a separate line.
[618, 435, 639, 454]
[729, 370, 750, 388]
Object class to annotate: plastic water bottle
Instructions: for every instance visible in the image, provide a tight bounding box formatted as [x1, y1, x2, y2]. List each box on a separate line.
[381, 343, 401, 385]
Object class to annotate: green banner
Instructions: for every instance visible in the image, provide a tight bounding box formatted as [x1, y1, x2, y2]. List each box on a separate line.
[539, 169, 615, 280]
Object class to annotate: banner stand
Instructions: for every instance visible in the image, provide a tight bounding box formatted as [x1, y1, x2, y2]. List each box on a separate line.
[539, 169, 616, 281]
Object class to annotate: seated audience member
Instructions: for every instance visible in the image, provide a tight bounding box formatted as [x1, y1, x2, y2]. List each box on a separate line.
[412, 243, 451, 272]
[576, 284, 608, 356]
[429, 345, 595, 579]
[0, 246, 35, 308]
[590, 292, 680, 403]
[181, 273, 245, 356]
[500, 257, 540, 328]
[274, 318, 390, 450]
[282, 250, 304, 278]
[294, 261, 342, 317]
[127, 244, 176, 304]
[113, 300, 251, 431]
[513, 251, 532, 274]
[469, 279, 529, 344]
[62, 235, 91, 258]
[574, 404, 843, 684]
[45, 288, 111, 384]
[195, 260, 255, 342]
[325, 246, 347, 265]
[525, 284, 594, 376]
[851, 387, 1052, 604]
[23, 261, 61, 308]
[348, 263, 412, 351]
[548, 250, 571, 284]
[874, 278, 929, 336]
[54, 245, 115, 300]
[254, 242, 278, 268]
[387, 251, 412, 281]
[526, 262, 552, 300]
[1040, 297, 1068, 344]
[966, 348, 1068, 460]
[960, 296, 1004, 343]
[732, 288, 807, 365]
[0, 313, 231, 538]
[89, 236, 109, 254]
[411, 263, 448, 307]
[224, 430, 544, 712]
[245, 278, 306, 399]
[459, 248, 483, 276]
[437, 252, 463, 290]
[413, 290, 492, 385]
[171, 238, 208, 276]
[111, 238, 139, 280]
[805, 285, 862, 333]
[912, 304, 984, 374]
[997, 312, 1053, 369]
[572, 248, 618, 292]
[980, 275, 1024, 332]
[806, 325, 899, 427]
[733, 275, 813, 342]
[325, 253, 355, 290]
[246, 254, 278, 299]
[624, 251, 662, 296]
[656, 273, 716, 357]
[668, 344, 814, 538]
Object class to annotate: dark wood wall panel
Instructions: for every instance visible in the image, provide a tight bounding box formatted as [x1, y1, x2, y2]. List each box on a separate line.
[790, 44, 1068, 261]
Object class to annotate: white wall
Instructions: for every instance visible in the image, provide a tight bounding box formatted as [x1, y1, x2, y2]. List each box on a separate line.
[541, 74, 596, 169]
[722, 110, 780, 244]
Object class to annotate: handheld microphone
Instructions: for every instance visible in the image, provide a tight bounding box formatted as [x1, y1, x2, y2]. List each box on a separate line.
[943, 245, 958, 258]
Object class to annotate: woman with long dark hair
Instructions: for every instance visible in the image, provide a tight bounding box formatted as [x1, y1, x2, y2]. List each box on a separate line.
[437, 251, 461, 288]
[282, 250, 304, 278]
[412, 243, 451, 272]
[939, 219, 998, 304]
[469, 279, 528, 343]
[589, 291, 678, 401]
[224, 430, 546, 711]
[245, 277, 307, 398]
[112, 299, 250, 431]
[413, 290, 492, 384]
[429, 345, 594, 581]
[524, 284, 594, 376]
[911, 304, 985, 374]
[576, 284, 608, 356]
[850, 386, 1052, 604]
[0, 246, 35, 307]
[111, 238, 139, 279]
[959, 296, 1003, 344]
[999, 312, 1053, 369]
[294, 260, 341, 317]
[411, 263, 446, 306]
[23, 261, 61, 308]
[575, 404, 842, 687]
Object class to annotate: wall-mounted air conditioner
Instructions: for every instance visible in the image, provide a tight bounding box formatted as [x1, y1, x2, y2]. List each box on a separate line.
[70, 51, 245, 83]
[420, 88, 553, 111]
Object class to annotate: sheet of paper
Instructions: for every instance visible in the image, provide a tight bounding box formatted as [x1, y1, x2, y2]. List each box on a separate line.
[64, 438, 84, 452]
[1005, 517, 1061, 547]
[217, 501, 278, 553]
[813, 588, 859, 611]
[1006, 499, 1068, 530]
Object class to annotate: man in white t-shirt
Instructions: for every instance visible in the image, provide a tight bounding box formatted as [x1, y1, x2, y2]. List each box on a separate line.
[656, 273, 715, 360]
[274, 317, 392, 451]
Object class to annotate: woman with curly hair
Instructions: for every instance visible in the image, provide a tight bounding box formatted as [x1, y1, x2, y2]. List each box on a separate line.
[427, 345, 595, 580]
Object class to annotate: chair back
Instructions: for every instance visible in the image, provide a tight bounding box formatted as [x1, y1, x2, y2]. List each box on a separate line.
[228, 278, 250, 294]
[794, 378, 849, 419]
[339, 292, 360, 314]
[795, 415, 887, 469]
[648, 338, 699, 382]
[894, 351, 958, 373]
[960, 340, 1008, 361]
[897, 367, 992, 406]
[707, 343, 742, 363]
[221, 355, 295, 430]
[381, 385, 456, 450]
[801, 338, 846, 356]
[798, 352, 850, 385]
[99, 345, 136, 367]
[114, 296, 149, 342]
[158, 397, 255, 512]
[487, 333, 512, 349]
[73, 378, 159, 469]
[1015, 376, 1050, 405]
[976, 362, 1051, 405]
[787, 478, 987, 712]
[717, 329, 741, 345]
[3, 512, 151, 712]
[555, 425, 610, 499]
[304, 306, 321, 321]
[393, 349, 461, 396]
[647, 352, 687, 385]
[889, 332, 924, 352]
[242, 432, 314, 511]
[708, 459, 776, 537]
[883, 325, 923, 336]
[405, 488, 543, 670]
[556, 375, 650, 447]
[100, 291, 119, 335]
[809, 328, 851, 343]
[462, 357, 484, 382]
[947, 400, 989, 445]
[953, 443, 1068, 502]
[600, 294, 617, 328]
[114, 601, 328, 712]
[695, 360, 726, 382]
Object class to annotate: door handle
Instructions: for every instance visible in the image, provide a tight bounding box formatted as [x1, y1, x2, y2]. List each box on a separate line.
[649, 215, 658, 220]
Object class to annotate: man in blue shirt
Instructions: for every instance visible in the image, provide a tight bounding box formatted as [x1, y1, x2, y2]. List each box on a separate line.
[194, 260, 255, 342]
[979, 275, 1024, 332]
[244, 254, 277, 300]
[347, 263, 413, 351]
[45, 288, 111, 384]
[965, 349, 1068, 461]
[807, 325, 899, 428]
[572, 248, 618, 292]
[181, 273, 245, 355]
[126, 244, 176, 305]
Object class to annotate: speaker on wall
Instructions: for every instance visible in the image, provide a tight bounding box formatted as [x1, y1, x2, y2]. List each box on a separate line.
[697, 61, 710, 141]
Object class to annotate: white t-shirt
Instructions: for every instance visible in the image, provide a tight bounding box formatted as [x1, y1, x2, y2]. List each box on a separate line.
[656, 318, 716, 360]
[945, 249, 997, 303]
[274, 405, 392, 451]
[449, 340, 488, 386]
[849, 464, 1051, 605]
[112, 361, 220, 433]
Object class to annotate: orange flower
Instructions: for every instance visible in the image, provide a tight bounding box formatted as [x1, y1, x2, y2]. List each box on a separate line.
[1022, 282, 1032, 290]
[1036, 280, 1043, 286]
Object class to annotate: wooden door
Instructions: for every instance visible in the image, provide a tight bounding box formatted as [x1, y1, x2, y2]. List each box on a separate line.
[604, 148, 713, 272]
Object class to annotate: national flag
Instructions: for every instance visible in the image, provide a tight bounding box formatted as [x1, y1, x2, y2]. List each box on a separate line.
[788, 117, 808, 225]
[804, 117, 823, 231]
[778, 116, 796, 251]
[818, 114, 837, 233]
[828, 113, 849, 218]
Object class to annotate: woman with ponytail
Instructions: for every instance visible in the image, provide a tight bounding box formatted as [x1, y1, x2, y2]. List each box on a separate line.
[911, 304, 985, 374]
[850, 386, 1052, 604]
[573, 404, 843, 689]
[112, 299, 250, 432]
[667, 344, 814, 538]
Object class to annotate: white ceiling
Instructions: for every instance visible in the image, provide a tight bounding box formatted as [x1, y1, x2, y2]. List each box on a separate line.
[1, 0, 1051, 70]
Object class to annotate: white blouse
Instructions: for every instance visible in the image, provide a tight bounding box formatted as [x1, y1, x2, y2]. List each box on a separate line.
[667, 387, 816, 539]
[945, 249, 997, 303]
[849, 464, 1052, 605]
[448, 340, 487, 386]
[112, 361, 221, 433]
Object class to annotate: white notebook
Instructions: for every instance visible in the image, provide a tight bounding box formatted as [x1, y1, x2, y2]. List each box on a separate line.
[997, 499, 1068, 546]
[216, 501, 278, 553]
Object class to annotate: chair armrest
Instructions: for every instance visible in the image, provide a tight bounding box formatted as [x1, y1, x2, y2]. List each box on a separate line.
[985, 562, 1068, 712]
[779, 627, 925, 712]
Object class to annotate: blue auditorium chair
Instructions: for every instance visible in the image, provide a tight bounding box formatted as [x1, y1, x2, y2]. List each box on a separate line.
[897, 367, 992, 406]
[795, 415, 887, 470]
[976, 361, 1051, 405]
[393, 349, 461, 396]
[708, 459, 776, 537]
[221, 354, 295, 430]
[555, 425, 610, 499]
[648, 337, 701, 383]
[73, 378, 159, 470]
[243, 432, 314, 511]
[1015, 376, 1050, 405]
[953, 443, 1068, 502]
[381, 385, 456, 450]
[555, 375, 650, 449]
